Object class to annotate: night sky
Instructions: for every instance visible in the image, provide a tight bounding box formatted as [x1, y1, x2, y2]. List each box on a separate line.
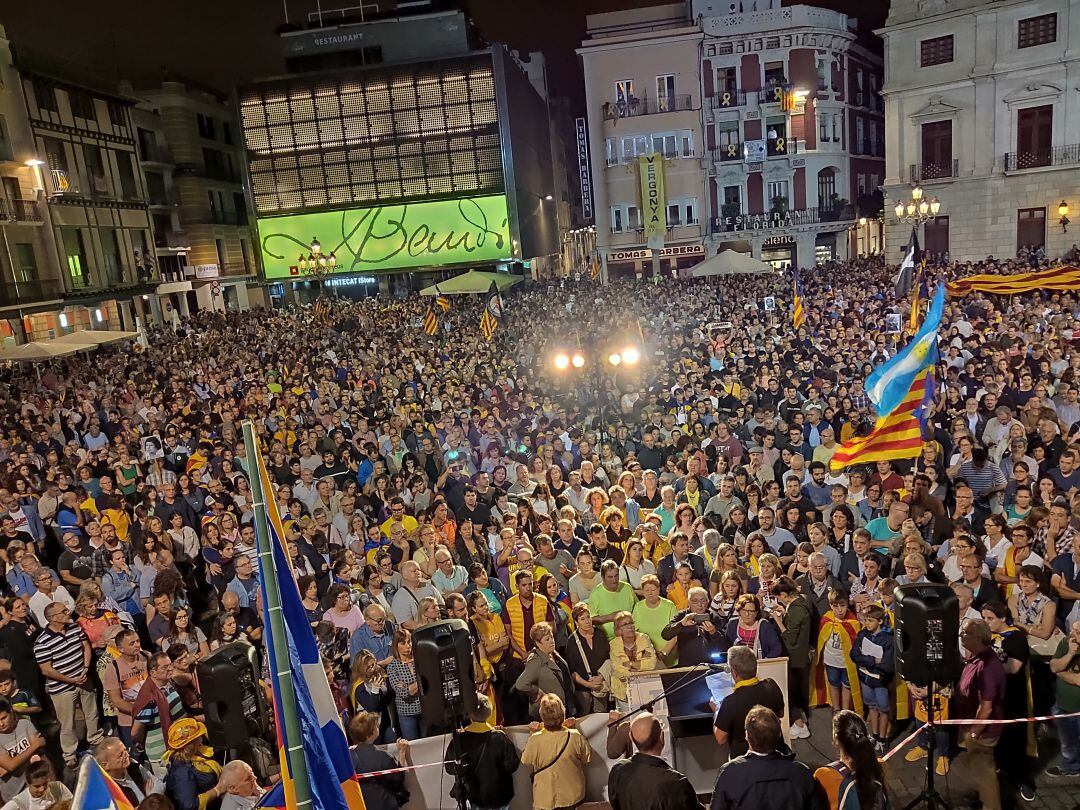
[0, 0, 889, 110]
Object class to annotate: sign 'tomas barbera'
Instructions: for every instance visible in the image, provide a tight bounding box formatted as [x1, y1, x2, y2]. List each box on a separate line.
[258, 194, 512, 279]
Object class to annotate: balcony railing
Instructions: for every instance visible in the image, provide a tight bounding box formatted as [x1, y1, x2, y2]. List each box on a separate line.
[854, 140, 886, 157]
[758, 85, 791, 104]
[709, 89, 748, 109]
[177, 162, 242, 183]
[1003, 144, 1080, 172]
[0, 279, 65, 307]
[155, 230, 190, 249]
[148, 187, 180, 207]
[601, 94, 693, 120]
[68, 266, 158, 291]
[910, 159, 958, 181]
[0, 198, 42, 223]
[766, 137, 798, 157]
[711, 143, 744, 162]
[711, 205, 854, 233]
[138, 143, 174, 164]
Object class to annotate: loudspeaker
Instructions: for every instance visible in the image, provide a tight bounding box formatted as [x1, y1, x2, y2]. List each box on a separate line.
[893, 582, 963, 687]
[413, 618, 478, 723]
[196, 641, 269, 749]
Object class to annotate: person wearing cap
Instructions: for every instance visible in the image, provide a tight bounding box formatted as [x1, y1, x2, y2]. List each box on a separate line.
[163, 717, 225, 810]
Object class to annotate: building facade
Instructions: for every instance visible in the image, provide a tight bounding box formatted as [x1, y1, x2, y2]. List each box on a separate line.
[14, 48, 160, 339]
[140, 81, 258, 312]
[240, 6, 561, 298]
[580, 0, 885, 277]
[880, 0, 1080, 262]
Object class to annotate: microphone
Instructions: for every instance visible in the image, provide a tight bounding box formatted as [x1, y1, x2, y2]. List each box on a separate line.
[703, 662, 729, 672]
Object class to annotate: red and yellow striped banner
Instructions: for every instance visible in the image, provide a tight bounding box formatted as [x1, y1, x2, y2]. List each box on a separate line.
[947, 265, 1080, 297]
[830, 371, 929, 470]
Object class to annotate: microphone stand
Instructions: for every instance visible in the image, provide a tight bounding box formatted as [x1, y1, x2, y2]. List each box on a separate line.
[607, 663, 728, 728]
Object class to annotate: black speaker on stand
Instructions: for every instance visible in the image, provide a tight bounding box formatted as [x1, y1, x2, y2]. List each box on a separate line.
[196, 641, 269, 749]
[413, 619, 479, 810]
[894, 582, 962, 810]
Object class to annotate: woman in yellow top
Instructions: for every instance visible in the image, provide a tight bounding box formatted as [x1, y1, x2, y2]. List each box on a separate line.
[609, 611, 657, 713]
[467, 591, 507, 724]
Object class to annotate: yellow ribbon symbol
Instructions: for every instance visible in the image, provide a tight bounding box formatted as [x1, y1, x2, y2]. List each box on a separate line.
[775, 138, 786, 153]
[774, 87, 783, 101]
[721, 92, 731, 107]
[726, 144, 737, 158]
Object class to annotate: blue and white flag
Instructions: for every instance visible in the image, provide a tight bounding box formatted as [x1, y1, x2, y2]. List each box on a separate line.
[866, 285, 944, 418]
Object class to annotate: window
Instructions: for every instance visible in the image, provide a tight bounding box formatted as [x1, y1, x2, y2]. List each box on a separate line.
[716, 121, 741, 160]
[718, 43, 733, 55]
[857, 173, 867, 194]
[767, 180, 789, 209]
[33, 79, 57, 114]
[0, 116, 10, 162]
[620, 135, 649, 162]
[62, 228, 88, 287]
[716, 67, 737, 95]
[615, 79, 636, 107]
[818, 168, 837, 210]
[1017, 208, 1046, 251]
[197, 113, 216, 140]
[240, 239, 251, 273]
[666, 198, 698, 227]
[611, 206, 641, 232]
[654, 133, 677, 158]
[819, 115, 830, 142]
[1016, 105, 1053, 167]
[921, 120, 953, 178]
[656, 75, 676, 111]
[680, 131, 694, 157]
[100, 229, 124, 284]
[116, 152, 138, 199]
[764, 61, 786, 87]
[766, 37, 780, 49]
[1018, 13, 1056, 48]
[208, 190, 218, 220]
[108, 102, 126, 128]
[816, 57, 827, 91]
[832, 113, 841, 144]
[869, 121, 879, 153]
[83, 146, 108, 195]
[215, 238, 226, 269]
[722, 185, 741, 214]
[223, 121, 233, 145]
[69, 91, 96, 122]
[924, 216, 950, 256]
[234, 192, 248, 225]
[605, 138, 617, 166]
[11, 244, 36, 284]
[920, 35, 954, 67]
[856, 117, 865, 152]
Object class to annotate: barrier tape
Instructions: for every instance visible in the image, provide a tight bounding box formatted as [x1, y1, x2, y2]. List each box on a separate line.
[355, 759, 453, 781]
[881, 708, 1080, 762]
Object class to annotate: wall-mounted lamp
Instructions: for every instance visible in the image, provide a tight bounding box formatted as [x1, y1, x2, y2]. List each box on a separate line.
[1059, 200, 1070, 233]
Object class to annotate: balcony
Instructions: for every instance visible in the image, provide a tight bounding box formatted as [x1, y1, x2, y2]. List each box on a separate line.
[155, 230, 190, 250]
[67, 265, 158, 292]
[0, 198, 42, 223]
[139, 143, 174, 164]
[758, 85, 791, 104]
[710, 205, 854, 233]
[148, 187, 181, 207]
[176, 162, 242, 183]
[854, 140, 886, 157]
[1003, 144, 1080, 173]
[910, 160, 958, 182]
[0, 279, 65, 307]
[766, 137, 798, 158]
[711, 143, 744, 162]
[601, 94, 694, 121]
[709, 90, 748, 109]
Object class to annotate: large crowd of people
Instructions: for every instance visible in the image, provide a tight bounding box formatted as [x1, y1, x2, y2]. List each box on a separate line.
[1, 246, 1080, 810]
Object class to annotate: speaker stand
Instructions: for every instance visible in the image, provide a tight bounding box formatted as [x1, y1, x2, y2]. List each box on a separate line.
[902, 689, 951, 810]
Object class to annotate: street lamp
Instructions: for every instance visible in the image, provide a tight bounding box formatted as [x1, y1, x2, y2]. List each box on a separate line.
[893, 183, 941, 225]
[297, 236, 336, 296]
[551, 346, 642, 443]
[1059, 200, 1070, 233]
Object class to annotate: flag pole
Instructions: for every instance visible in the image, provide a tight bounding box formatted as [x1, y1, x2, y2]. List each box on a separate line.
[242, 420, 314, 810]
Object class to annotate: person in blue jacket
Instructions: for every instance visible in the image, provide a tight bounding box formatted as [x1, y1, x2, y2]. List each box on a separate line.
[849, 603, 894, 755]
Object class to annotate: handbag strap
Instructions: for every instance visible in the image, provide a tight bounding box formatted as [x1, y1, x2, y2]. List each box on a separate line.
[573, 633, 595, 679]
[531, 731, 572, 783]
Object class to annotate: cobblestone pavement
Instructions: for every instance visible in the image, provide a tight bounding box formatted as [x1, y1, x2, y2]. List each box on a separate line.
[792, 710, 1080, 809]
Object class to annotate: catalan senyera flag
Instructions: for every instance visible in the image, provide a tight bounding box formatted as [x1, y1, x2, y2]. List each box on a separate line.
[480, 280, 502, 341]
[422, 303, 439, 336]
[830, 367, 932, 470]
[254, 440, 365, 810]
[435, 285, 451, 312]
[591, 257, 602, 280]
[792, 269, 806, 330]
[947, 265, 1080, 297]
[72, 756, 136, 810]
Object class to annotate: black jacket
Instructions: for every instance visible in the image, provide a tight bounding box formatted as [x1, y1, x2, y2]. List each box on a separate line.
[609, 753, 703, 810]
[661, 608, 729, 666]
[350, 744, 409, 810]
[444, 726, 520, 808]
[710, 746, 825, 810]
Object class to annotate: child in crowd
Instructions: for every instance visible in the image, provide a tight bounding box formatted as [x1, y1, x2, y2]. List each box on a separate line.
[850, 604, 895, 755]
[813, 588, 862, 714]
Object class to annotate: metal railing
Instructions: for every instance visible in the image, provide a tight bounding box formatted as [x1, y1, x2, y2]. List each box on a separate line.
[155, 230, 190, 249]
[0, 198, 42, 223]
[709, 89, 748, 109]
[1003, 144, 1080, 172]
[855, 140, 886, 157]
[0, 279, 64, 306]
[710, 205, 854, 233]
[711, 143, 744, 162]
[910, 159, 958, 181]
[601, 94, 694, 120]
[766, 137, 798, 157]
[139, 142, 174, 164]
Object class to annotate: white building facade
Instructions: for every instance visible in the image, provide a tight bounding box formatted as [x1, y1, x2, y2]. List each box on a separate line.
[880, 0, 1080, 262]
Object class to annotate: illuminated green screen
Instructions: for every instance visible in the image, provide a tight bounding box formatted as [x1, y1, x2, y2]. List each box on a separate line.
[258, 195, 511, 278]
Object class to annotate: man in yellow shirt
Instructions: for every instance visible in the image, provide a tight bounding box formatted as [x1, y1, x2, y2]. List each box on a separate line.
[379, 497, 418, 539]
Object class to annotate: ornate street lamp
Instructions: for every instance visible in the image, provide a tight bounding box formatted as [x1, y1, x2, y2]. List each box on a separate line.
[893, 183, 941, 225]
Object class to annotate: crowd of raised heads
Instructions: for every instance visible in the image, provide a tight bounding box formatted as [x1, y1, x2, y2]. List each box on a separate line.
[1, 245, 1080, 810]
